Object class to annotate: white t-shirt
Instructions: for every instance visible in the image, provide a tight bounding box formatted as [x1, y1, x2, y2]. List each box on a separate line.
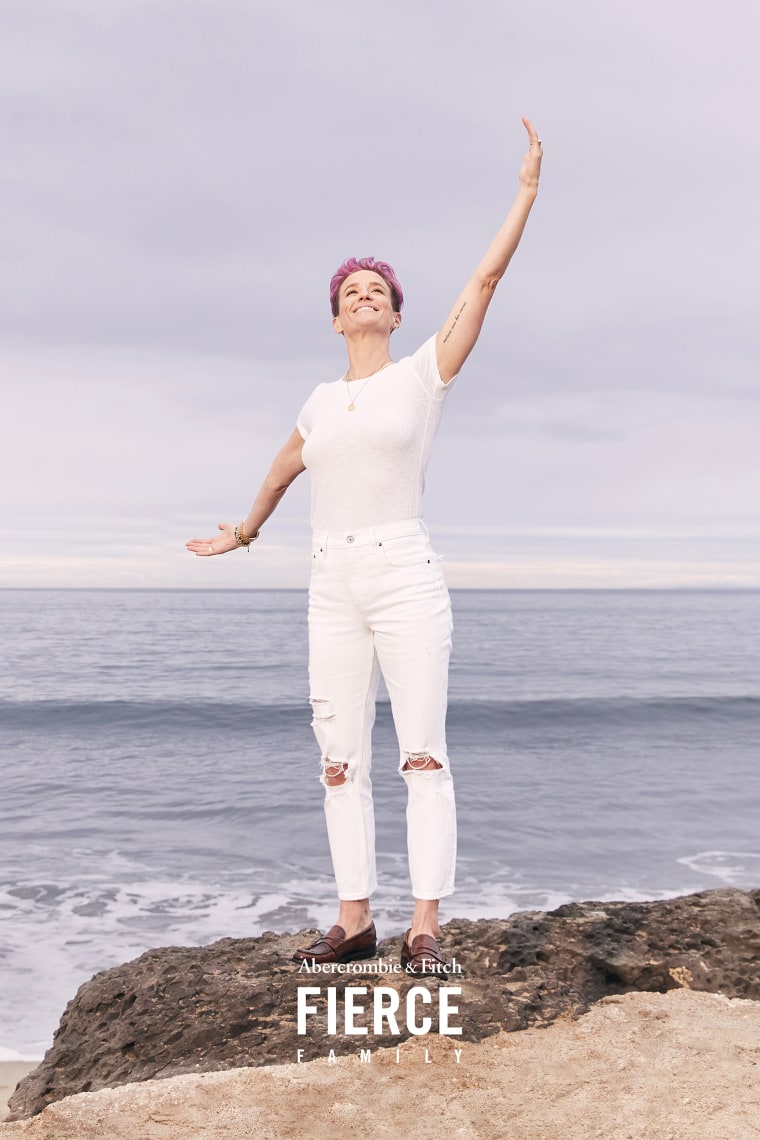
[296, 336, 457, 533]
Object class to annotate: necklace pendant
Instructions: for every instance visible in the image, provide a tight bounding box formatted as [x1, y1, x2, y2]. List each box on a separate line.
[347, 402, 356, 412]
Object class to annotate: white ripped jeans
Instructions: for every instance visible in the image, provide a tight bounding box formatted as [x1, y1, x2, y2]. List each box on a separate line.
[308, 518, 456, 902]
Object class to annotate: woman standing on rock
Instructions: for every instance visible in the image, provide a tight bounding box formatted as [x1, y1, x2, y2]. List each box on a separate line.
[187, 117, 542, 974]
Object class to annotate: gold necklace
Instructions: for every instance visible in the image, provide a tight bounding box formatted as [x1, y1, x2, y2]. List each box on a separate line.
[343, 359, 393, 411]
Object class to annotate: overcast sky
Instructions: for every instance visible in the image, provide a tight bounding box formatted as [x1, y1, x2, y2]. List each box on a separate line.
[1, 0, 758, 588]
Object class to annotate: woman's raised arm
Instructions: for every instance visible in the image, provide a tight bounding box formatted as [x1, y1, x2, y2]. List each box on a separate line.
[185, 427, 306, 557]
[435, 117, 543, 384]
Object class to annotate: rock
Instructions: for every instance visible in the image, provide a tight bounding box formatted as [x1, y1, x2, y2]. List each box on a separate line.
[7, 887, 759, 1120]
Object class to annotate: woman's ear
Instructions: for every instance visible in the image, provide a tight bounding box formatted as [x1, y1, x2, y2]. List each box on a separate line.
[332, 315, 344, 336]
[391, 313, 402, 333]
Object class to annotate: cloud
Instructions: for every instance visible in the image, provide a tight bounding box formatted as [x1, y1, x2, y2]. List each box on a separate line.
[1, 0, 758, 587]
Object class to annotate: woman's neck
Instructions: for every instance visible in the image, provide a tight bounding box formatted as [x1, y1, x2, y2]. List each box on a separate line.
[342, 331, 394, 381]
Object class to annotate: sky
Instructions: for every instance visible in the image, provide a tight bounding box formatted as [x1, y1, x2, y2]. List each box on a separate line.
[1, 0, 758, 589]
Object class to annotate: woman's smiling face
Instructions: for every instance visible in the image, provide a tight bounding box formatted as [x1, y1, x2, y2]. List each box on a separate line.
[333, 271, 401, 336]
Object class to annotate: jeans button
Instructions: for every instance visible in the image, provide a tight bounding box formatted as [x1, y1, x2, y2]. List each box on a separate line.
[346, 535, 354, 543]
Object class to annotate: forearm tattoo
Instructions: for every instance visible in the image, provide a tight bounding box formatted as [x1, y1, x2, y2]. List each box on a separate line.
[442, 301, 467, 343]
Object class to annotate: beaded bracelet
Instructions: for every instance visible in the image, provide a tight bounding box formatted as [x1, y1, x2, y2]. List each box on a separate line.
[234, 524, 260, 550]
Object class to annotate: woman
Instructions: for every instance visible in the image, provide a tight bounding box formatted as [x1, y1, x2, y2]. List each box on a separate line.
[187, 118, 542, 975]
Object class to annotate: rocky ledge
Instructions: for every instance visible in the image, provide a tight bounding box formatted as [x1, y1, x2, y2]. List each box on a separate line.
[8, 886, 760, 1120]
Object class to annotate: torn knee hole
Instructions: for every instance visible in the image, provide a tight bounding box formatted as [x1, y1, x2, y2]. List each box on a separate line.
[402, 753, 443, 772]
[321, 758, 349, 786]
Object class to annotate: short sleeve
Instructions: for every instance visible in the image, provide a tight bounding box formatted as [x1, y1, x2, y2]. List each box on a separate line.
[408, 335, 458, 398]
[296, 390, 315, 440]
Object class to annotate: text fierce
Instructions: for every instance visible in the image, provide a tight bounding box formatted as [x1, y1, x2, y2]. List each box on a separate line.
[297, 985, 462, 1036]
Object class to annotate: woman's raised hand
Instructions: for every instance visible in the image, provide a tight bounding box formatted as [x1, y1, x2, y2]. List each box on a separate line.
[519, 116, 543, 193]
[185, 522, 238, 557]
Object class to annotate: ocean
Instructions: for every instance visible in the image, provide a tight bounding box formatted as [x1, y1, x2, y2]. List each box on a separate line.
[1, 588, 759, 1058]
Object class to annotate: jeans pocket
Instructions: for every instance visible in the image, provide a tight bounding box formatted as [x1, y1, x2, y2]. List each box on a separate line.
[379, 533, 434, 568]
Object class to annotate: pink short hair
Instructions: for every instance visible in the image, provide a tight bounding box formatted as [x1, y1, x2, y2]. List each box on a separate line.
[329, 257, 404, 317]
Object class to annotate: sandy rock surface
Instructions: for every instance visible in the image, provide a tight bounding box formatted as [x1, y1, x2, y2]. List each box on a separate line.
[3, 990, 759, 1140]
[11, 887, 760, 1121]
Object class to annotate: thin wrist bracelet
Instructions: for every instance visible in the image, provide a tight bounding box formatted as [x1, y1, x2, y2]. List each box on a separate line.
[234, 524, 260, 550]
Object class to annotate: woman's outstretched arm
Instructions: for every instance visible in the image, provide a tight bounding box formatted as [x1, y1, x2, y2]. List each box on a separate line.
[185, 427, 306, 557]
[435, 117, 543, 384]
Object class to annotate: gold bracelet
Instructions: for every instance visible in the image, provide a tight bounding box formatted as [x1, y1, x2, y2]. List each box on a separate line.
[234, 524, 260, 549]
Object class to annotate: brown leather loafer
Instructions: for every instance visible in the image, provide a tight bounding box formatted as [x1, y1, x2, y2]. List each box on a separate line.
[400, 929, 449, 976]
[292, 921, 377, 965]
